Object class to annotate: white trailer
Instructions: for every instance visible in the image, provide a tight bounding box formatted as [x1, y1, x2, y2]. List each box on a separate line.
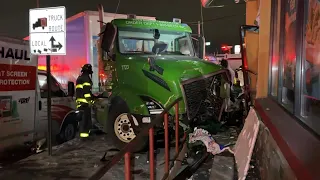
[24, 11, 156, 92]
[213, 53, 242, 70]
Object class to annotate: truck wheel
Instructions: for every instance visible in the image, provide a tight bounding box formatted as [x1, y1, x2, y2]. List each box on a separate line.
[107, 103, 147, 152]
[57, 120, 77, 144]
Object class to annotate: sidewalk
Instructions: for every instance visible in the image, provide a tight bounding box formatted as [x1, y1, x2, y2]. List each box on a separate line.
[0, 128, 259, 180]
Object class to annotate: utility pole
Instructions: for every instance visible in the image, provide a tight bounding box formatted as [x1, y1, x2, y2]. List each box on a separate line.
[197, 21, 201, 37]
[36, 0, 39, 8]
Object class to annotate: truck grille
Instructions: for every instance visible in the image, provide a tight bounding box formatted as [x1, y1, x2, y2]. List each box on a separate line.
[182, 76, 214, 120]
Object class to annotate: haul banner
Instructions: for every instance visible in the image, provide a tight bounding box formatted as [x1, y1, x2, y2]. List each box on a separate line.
[0, 64, 37, 91]
[0, 38, 36, 127]
[0, 39, 37, 91]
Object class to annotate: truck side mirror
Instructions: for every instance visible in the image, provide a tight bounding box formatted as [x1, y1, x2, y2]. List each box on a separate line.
[100, 23, 117, 53]
[191, 34, 205, 59]
[67, 81, 75, 97]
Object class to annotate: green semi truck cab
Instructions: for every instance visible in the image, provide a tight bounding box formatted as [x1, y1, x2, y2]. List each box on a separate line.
[95, 18, 230, 151]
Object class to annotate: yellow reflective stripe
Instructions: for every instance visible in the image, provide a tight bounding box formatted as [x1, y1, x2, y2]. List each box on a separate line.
[83, 82, 91, 86]
[76, 84, 83, 89]
[76, 98, 88, 103]
[84, 93, 91, 98]
[76, 104, 81, 108]
[234, 78, 237, 84]
[80, 133, 89, 137]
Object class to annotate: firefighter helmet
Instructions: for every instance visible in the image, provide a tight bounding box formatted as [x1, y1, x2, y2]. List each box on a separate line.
[81, 64, 93, 74]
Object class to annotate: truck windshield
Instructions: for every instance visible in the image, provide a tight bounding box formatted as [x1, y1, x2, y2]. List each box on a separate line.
[118, 27, 195, 56]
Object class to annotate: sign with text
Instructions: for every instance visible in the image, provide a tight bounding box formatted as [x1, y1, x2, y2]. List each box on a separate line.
[29, 6, 66, 55]
[0, 64, 37, 91]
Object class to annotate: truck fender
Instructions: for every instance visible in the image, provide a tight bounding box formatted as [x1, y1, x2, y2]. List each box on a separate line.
[59, 110, 79, 131]
[110, 90, 150, 116]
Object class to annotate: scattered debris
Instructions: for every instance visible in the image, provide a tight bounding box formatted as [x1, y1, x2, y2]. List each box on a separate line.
[36, 138, 47, 152]
[188, 128, 234, 155]
[187, 175, 194, 180]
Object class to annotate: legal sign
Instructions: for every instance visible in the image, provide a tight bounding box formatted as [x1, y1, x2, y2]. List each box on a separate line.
[29, 6, 66, 55]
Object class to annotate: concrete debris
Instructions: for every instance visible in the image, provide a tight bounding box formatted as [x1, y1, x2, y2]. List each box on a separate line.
[187, 175, 194, 180]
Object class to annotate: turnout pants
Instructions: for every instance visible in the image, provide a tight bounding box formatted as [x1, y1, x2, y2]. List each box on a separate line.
[78, 105, 92, 138]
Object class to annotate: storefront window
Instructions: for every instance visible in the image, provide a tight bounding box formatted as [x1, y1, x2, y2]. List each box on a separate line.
[270, 0, 282, 97]
[281, 0, 297, 110]
[301, 0, 320, 132]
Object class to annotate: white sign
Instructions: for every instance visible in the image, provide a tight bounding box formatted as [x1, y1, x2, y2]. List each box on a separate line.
[29, 6, 66, 55]
[205, 42, 211, 46]
[226, 54, 241, 59]
[234, 108, 260, 180]
[234, 45, 241, 54]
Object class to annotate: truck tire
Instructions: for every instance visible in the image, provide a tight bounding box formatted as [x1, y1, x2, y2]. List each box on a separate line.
[107, 102, 147, 152]
[56, 120, 77, 144]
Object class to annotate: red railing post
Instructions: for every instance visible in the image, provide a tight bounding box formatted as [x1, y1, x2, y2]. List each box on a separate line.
[149, 127, 155, 180]
[164, 113, 169, 174]
[175, 103, 179, 154]
[124, 152, 131, 180]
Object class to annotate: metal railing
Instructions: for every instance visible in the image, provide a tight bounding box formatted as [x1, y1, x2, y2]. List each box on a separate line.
[89, 97, 183, 180]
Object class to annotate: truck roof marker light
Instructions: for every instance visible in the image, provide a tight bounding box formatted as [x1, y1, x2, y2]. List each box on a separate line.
[127, 14, 136, 19]
[173, 18, 181, 23]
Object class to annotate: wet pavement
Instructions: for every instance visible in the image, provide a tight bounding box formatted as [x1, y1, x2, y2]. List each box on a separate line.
[0, 129, 261, 180]
[0, 146, 34, 168]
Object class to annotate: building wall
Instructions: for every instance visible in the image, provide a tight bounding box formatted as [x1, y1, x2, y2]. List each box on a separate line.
[248, 0, 320, 179]
[255, 121, 297, 180]
[246, 0, 270, 98]
[246, 0, 297, 179]
[245, 1, 259, 93]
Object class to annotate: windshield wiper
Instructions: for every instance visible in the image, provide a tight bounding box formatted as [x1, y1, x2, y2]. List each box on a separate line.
[124, 51, 153, 54]
[160, 51, 193, 56]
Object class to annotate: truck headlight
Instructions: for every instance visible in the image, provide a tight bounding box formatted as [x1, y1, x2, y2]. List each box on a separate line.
[140, 96, 163, 115]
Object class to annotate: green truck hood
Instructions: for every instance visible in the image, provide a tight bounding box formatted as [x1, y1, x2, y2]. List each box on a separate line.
[111, 54, 222, 116]
[139, 55, 222, 113]
[149, 56, 222, 81]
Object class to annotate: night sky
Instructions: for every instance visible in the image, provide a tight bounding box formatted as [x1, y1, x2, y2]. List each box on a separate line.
[0, 0, 245, 52]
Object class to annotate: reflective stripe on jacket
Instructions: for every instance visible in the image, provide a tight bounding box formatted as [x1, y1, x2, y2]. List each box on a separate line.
[76, 73, 93, 108]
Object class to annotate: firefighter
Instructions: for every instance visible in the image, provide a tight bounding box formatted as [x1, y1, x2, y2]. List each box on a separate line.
[220, 59, 235, 85]
[76, 64, 94, 139]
